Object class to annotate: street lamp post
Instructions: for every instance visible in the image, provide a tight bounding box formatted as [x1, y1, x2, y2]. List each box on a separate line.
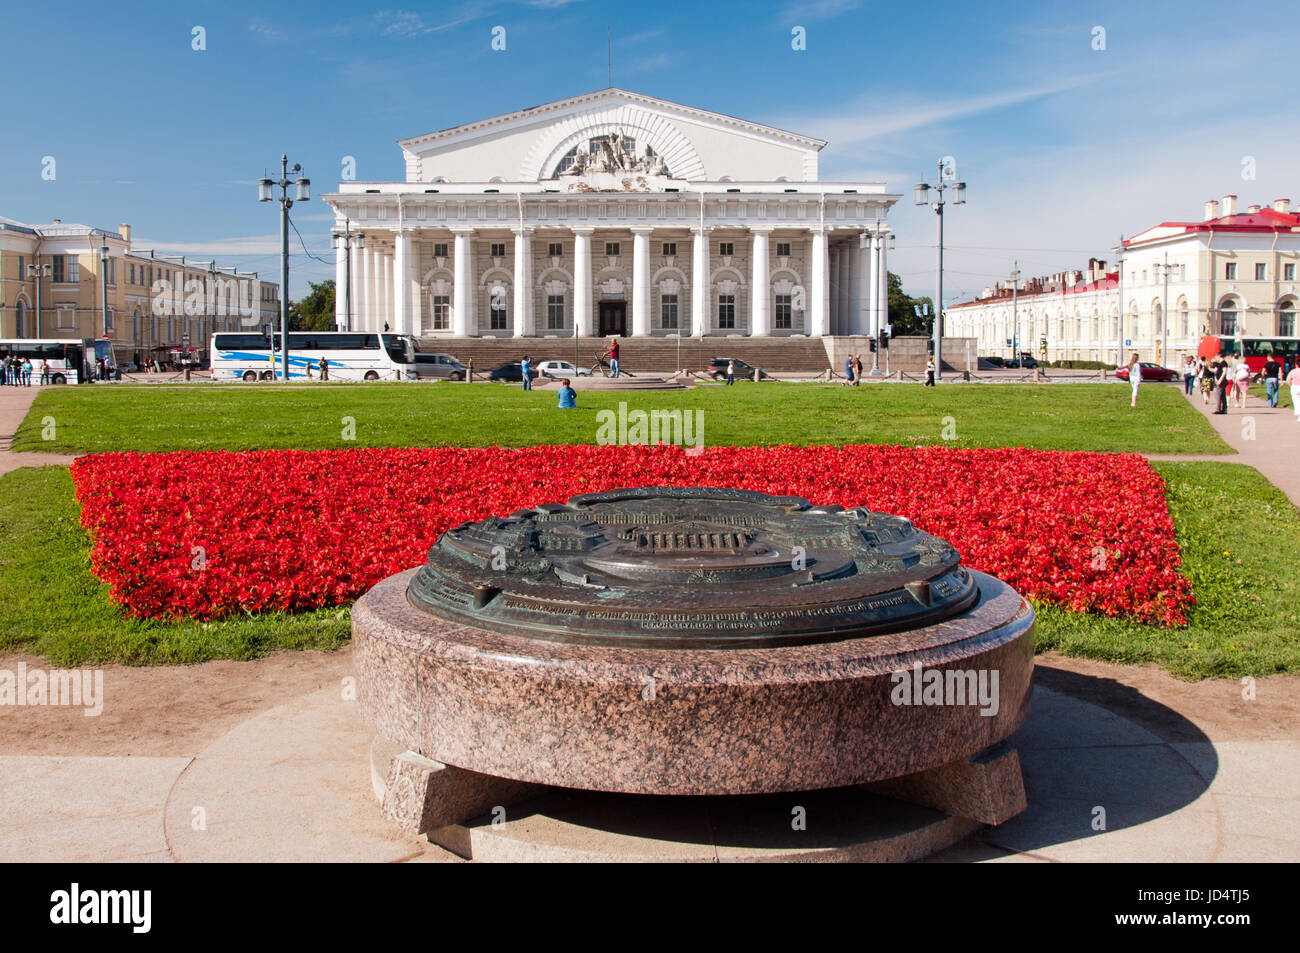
[259, 155, 310, 382]
[866, 225, 895, 376]
[1112, 235, 1126, 367]
[332, 221, 363, 333]
[915, 160, 966, 382]
[99, 241, 110, 340]
[26, 258, 51, 338]
[1160, 251, 1172, 367]
[1009, 261, 1021, 367]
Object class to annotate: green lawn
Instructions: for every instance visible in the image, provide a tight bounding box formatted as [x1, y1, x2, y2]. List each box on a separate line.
[13, 380, 1230, 455]
[2, 459, 1294, 677]
[0, 467, 349, 666]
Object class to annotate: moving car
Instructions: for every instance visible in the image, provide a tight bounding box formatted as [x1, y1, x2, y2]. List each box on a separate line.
[1114, 362, 1180, 382]
[535, 359, 591, 378]
[708, 357, 767, 380]
[486, 362, 540, 382]
[413, 352, 468, 380]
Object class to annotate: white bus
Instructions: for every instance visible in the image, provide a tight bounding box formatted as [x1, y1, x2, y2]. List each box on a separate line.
[0, 338, 109, 384]
[210, 331, 419, 382]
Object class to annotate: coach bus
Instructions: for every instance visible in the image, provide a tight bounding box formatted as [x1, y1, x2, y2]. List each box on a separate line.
[209, 331, 419, 382]
[1198, 335, 1300, 371]
[0, 337, 112, 384]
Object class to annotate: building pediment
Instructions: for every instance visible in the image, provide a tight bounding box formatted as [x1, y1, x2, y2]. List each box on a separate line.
[398, 88, 824, 185]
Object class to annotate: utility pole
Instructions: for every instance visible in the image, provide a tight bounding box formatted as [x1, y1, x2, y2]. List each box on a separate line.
[915, 159, 967, 381]
[259, 155, 310, 381]
[1011, 260, 1020, 367]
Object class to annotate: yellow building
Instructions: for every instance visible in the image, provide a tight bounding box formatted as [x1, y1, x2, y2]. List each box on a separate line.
[0, 215, 279, 364]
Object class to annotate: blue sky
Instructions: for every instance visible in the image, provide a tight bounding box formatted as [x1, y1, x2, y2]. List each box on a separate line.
[3, 0, 1298, 303]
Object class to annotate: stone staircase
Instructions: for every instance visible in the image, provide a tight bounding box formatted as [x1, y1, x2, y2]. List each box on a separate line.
[416, 336, 835, 375]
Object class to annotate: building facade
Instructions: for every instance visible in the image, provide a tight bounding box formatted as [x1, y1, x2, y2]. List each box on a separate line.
[0, 215, 279, 361]
[947, 195, 1300, 365]
[325, 89, 899, 340]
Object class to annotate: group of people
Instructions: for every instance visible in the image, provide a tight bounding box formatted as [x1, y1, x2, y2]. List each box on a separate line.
[842, 354, 865, 386]
[1178, 352, 1300, 417]
[0, 355, 36, 386]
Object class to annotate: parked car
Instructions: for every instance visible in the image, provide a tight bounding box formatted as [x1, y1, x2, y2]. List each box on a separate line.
[413, 352, 468, 380]
[535, 360, 591, 378]
[1010, 353, 1039, 368]
[1114, 362, 1179, 383]
[486, 362, 540, 382]
[708, 357, 767, 380]
[979, 355, 1006, 368]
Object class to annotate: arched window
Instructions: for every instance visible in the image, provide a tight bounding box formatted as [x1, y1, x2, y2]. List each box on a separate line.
[1281, 302, 1296, 336]
[1220, 302, 1237, 335]
[15, 301, 25, 338]
[1179, 300, 1189, 337]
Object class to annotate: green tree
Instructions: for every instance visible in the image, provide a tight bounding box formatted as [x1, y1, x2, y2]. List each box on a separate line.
[886, 272, 933, 336]
[289, 279, 336, 332]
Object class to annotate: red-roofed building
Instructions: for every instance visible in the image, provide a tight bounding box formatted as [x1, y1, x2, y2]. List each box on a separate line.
[946, 195, 1300, 365]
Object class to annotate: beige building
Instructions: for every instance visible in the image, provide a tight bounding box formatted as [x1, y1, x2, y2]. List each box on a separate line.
[0, 215, 279, 363]
[948, 195, 1300, 365]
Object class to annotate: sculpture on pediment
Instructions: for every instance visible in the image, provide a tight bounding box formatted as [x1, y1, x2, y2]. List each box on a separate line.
[555, 132, 671, 179]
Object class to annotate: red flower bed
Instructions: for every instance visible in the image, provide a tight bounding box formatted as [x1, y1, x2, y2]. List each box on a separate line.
[70, 445, 1193, 626]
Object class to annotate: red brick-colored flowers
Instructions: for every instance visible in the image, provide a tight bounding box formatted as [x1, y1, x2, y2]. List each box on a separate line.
[70, 445, 1193, 626]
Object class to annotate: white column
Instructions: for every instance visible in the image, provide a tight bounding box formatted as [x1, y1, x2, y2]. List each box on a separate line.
[691, 226, 711, 337]
[334, 238, 347, 330]
[810, 227, 828, 337]
[381, 251, 392, 332]
[631, 226, 653, 336]
[847, 239, 861, 335]
[867, 232, 880, 337]
[876, 232, 889, 337]
[828, 242, 840, 335]
[452, 228, 474, 336]
[407, 236, 422, 337]
[572, 227, 593, 337]
[750, 226, 772, 336]
[512, 226, 533, 337]
[838, 244, 852, 335]
[349, 240, 363, 331]
[394, 232, 411, 335]
[360, 247, 373, 332]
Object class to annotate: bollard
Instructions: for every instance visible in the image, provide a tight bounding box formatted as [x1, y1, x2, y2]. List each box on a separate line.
[753, 367, 761, 383]
[1033, 368, 1041, 383]
[466, 359, 473, 383]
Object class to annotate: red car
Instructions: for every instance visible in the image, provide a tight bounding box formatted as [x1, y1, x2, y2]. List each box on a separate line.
[1115, 362, 1180, 383]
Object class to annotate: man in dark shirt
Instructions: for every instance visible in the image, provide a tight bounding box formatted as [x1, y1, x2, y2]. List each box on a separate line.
[1263, 355, 1281, 407]
[1212, 355, 1230, 414]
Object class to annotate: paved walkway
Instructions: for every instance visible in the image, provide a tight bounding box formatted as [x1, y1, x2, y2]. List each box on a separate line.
[1148, 386, 1300, 506]
[0, 386, 78, 476]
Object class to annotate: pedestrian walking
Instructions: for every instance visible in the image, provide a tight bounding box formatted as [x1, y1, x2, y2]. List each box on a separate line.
[1289, 362, 1300, 421]
[924, 357, 936, 387]
[1199, 357, 1214, 406]
[1212, 353, 1230, 414]
[843, 355, 854, 386]
[606, 339, 620, 378]
[1233, 358, 1252, 409]
[1263, 354, 1281, 408]
[1127, 352, 1141, 407]
[520, 354, 532, 391]
[1183, 356, 1197, 395]
[40, 360, 51, 386]
[22, 358, 32, 387]
[557, 378, 577, 408]
[726, 360, 735, 386]
[319, 356, 329, 381]
[853, 354, 863, 386]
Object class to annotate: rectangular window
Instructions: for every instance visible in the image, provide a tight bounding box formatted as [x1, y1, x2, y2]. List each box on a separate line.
[775, 294, 792, 329]
[52, 256, 65, 283]
[490, 298, 508, 330]
[662, 242, 676, 257]
[776, 242, 791, 257]
[605, 242, 620, 257]
[719, 242, 734, 257]
[490, 242, 506, 258]
[548, 242, 564, 257]
[129, 263, 135, 285]
[1225, 262, 1237, 280]
[17, 256, 25, 280]
[718, 294, 735, 329]
[432, 295, 450, 330]
[56, 307, 75, 330]
[107, 259, 116, 284]
[1286, 263, 1296, 281]
[433, 243, 448, 258]
[105, 308, 115, 331]
[661, 293, 678, 329]
[547, 294, 565, 329]
[1255, 263, 1266, 280]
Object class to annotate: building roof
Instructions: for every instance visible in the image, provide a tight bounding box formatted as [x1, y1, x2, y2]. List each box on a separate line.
[1127, 206, 1300, 246]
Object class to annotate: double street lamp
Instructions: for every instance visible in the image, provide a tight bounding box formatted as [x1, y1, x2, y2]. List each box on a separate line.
[259, 155, 310, 381]
[26, 259, 51, 337]
[332, 221, 364, 333]
[915, 160, 967, 381]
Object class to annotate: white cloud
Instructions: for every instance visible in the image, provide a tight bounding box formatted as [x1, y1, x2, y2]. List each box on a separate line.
[782, 0, 860, 20]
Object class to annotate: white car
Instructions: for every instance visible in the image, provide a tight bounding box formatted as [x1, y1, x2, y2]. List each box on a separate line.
[534, 360, 591, 378]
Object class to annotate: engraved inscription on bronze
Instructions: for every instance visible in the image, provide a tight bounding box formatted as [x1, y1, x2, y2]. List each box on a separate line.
[407, 487, 978, 648]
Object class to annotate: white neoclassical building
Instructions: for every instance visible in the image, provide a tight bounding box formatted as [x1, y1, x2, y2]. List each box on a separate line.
[324, 89, 899, 340]
[948, 194, 1300, 365]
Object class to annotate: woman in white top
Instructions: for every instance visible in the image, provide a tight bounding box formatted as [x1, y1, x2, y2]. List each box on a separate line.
[1127, 352, 1142, 407]
[1233, 358, 1252, 408]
